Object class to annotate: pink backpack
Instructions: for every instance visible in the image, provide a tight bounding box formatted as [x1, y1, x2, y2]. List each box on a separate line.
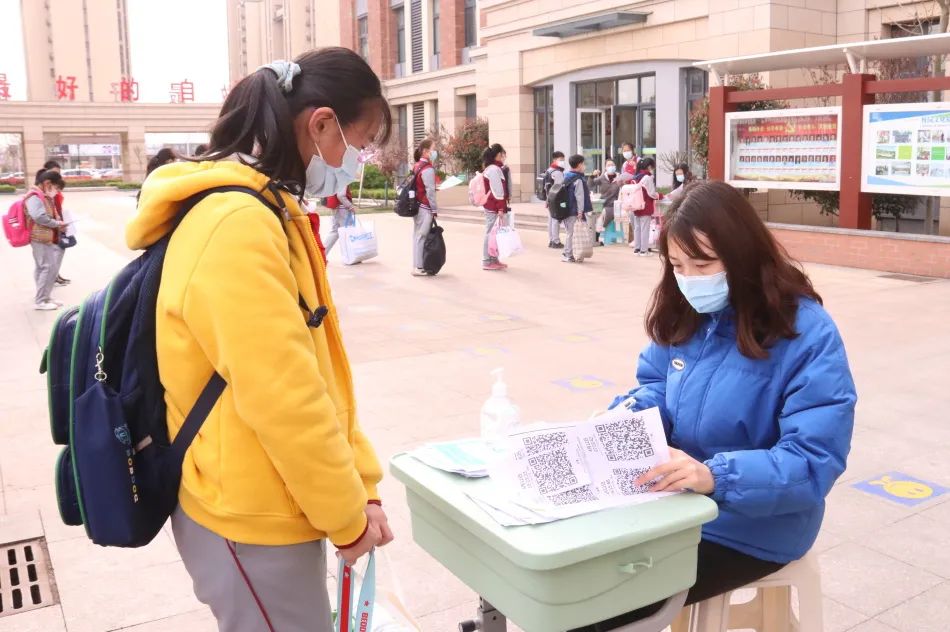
[619, 182, 646, 214]
[469, 172, 490, 207]
[3, 192, 36, 248]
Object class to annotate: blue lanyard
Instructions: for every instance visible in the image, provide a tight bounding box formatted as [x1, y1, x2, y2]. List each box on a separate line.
[336, 550, 375, 632]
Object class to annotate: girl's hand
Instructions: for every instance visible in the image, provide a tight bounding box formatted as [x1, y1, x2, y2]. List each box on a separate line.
[636, 448, 715, 494]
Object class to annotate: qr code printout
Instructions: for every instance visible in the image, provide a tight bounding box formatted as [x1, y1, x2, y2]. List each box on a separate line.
[613, 467, 652, 495]
[528, 448, 578, 494]
[548, 485, 599, 506]
[522, 431, 570, 456]
[595, 416, 654, 462]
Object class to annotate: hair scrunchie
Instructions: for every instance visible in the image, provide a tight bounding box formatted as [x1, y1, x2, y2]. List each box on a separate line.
[259, 60, 301, 94]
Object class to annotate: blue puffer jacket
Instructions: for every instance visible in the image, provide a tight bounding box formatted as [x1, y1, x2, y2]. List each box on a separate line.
[611, 298, 856, 563]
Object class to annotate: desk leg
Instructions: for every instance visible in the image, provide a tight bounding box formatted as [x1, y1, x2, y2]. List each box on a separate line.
[611, 591, 688, 632]
[459, 598, 507, 632]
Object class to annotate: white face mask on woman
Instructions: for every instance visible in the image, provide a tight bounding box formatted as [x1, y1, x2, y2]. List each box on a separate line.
[623, 150, 634, 160]
[304, 115, 361, 197]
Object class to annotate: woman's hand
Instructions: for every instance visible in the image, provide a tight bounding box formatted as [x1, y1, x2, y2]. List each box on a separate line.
[337, 521, 381, 566]
[636, 448, 715, 494]
[365, 503, 394, 547]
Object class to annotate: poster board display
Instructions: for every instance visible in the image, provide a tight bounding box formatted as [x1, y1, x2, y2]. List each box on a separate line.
[725, 107, 842, 191]
[862, 102, 950, 196]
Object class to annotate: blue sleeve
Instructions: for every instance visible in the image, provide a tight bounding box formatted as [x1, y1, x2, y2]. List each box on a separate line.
[608, 342, 672, 434]
[705, 316, 856, 517]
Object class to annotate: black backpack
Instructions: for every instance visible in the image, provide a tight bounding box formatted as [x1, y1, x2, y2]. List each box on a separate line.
[422, 218, 446, 275]
[394, 169, 420, 218]
[546, 179, 571, 220]
[542, 169, 556, 198]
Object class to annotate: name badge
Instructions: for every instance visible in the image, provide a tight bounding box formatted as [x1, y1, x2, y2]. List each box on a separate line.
[672, 358, 686, 371]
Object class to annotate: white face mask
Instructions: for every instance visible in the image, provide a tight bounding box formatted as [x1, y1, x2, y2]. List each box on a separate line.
[676, 173, 686, 183]
[305, 116, 361, 197]
[429, 150, 438, 162]
[623, 150, 634, 160]
[606, 165, 617, 175]
[556, 159, 567, 169]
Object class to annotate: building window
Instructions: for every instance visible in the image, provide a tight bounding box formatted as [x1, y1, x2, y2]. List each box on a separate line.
[576, 74, 656, 165]
[413, 102, 425, 143]
[464, 94, 477, 120]
[357, 16, 369, 61]
[534, 86, 554, 197]
[684, 68, 708, 175]
[410, 0, 423, 73]
[464, 0, 476, 48]
[395, 6, 406, 65]
[398, 105, 409, 149]
[432, 1, 440, 57]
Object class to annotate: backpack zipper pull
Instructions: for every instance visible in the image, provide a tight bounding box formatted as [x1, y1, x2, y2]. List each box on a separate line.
[94, 346, 107, 382]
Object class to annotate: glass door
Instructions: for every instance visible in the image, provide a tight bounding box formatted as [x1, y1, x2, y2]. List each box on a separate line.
[577, 109, 606, 174]
[612, 106, 638, 166]
[640, 107, 657, 157]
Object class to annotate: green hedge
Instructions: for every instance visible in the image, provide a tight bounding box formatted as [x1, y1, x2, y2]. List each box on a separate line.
[360, 164, 388, 189]
[64, 179, 123, 188]
[115, 183, 142, 190]
[0, 185, 15, 194]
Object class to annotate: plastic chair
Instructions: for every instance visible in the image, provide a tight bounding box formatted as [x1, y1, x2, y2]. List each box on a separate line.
[679, 551, 823, 632]
[602, 220, 625, 245]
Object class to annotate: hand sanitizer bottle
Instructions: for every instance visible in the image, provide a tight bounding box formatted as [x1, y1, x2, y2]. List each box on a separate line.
[480, 368, 521, 453]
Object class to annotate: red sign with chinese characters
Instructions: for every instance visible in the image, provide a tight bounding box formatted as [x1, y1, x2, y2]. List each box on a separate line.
[169, 80, 195, 104]
[0, 74, 11, 101]
[111, 77, 140, 103]
[56, 75, 78, 101]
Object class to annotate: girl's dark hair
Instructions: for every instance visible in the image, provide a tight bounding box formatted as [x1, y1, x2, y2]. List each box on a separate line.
[672, 162, 692, 189]
[203, 47, 391, 194]
[413, 139, 433, 162]
[43, 160, 61, 170]
[146, 148, 178, 178]
[646, 181, 821, 359]
[36, 170, 65, 189]
[194, 144, 209, 156]
[637, 156, 656, 171]
[482, 143, 505, 168]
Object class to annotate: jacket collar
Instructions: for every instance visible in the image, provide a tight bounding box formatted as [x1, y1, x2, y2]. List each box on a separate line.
[707, 305, 737, 337]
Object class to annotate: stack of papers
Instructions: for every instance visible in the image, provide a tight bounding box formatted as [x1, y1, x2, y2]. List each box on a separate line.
[468, 407, 678, 526]
[409, 439, 491, 478]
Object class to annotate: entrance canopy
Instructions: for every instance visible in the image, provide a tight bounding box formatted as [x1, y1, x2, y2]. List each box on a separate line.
[695, 32, 950, 84]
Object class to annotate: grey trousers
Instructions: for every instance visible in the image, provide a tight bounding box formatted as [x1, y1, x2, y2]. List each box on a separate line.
[562, 216, 578, 258]
[548, 217, 563, 243]
[31, 241, 64, 305]
[633, 215, 652, 252]
[483, 211, 505, 263]
[324, 207, 353, 253]
[171, 506, 333, 632]
[413, 205, 433, 269]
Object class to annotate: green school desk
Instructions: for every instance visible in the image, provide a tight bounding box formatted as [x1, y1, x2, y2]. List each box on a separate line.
[390, 454, 718, 632]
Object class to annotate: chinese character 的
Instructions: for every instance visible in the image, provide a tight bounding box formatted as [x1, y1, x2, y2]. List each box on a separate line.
[56, 75, 78, 101]
[169, 79, 195, 104]
[111, 77, 140, 103]
[0, 74, 10, 100]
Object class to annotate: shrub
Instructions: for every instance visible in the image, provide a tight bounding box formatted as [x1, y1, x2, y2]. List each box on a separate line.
[115, 183, 143, 190]
[360, 163, 388, 189]
[0, 185, 15, 194]
[443, 117, 489, 176]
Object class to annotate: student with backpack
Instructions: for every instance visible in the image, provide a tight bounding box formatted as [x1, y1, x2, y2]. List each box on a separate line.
[543, 150, 566, 249]
[480, 143, 510, 271]
[560, 154, 592, 263]
[26, 170, 68, 310]
[323, 184, 356, 254]
[34, 161, 72, 287]
[632, 156, 662, 256]
[122, 48, 391, 630]
[411, 139, 438, 276]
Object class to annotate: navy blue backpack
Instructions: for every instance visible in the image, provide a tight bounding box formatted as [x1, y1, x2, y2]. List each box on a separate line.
[41, 186, 293, 547]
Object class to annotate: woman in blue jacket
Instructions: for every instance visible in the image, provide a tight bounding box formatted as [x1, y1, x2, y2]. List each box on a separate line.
[582, 180, 856, 630]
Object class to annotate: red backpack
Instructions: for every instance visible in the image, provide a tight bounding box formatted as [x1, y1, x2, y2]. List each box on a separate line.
[3, 192, 37, 248]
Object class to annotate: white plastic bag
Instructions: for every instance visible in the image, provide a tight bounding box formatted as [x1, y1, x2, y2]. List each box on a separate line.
[338, 218, 378, 265]
[649, 217, 659, 248]
[572, 218, 594, 262]
[495, 225, 524, 259]
[336, 550, 421, 632]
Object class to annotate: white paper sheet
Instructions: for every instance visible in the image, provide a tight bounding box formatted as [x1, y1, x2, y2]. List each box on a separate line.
[410, 439, 491, 478]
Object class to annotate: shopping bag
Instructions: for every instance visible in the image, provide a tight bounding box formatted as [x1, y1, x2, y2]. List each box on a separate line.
[572, 217, 594, 262]
[339, 217, 378, 265]
[335, 552, 375, 632]
[423, 218, 446, 275]
[495, 224, 524, 259]
[334, 550, 421, 632]
[649, 217, 660, 248]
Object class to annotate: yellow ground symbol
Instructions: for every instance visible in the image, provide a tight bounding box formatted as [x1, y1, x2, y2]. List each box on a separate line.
[472, 346, 502, 356]
[869, 475, 933, 500]
[569, 377, 603, 390]
[485, 314, 512, 322]
[564, 334, 590, 342]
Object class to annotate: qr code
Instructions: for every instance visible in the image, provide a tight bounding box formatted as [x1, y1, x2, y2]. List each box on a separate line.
[595, 417, 654, 462]
[521, 431, 569, 456]
[613, 467, 653, 495]
[548, 485, 599, 506]
[528, 448, 578, 494]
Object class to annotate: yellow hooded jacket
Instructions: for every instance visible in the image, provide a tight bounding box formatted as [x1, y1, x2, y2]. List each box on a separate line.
[126, 160, 381, 547]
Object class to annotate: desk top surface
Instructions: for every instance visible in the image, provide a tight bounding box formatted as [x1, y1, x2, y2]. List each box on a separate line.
[391, 453, 718, 571]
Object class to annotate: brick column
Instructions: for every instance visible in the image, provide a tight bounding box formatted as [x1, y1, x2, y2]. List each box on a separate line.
[367, 4, 394, 80]
[439, 0, 464, 68]
[340, 0, 356, 53]
[121, 126, 147, 183]
[707, 85, 736, 181]
[839, 73, 874, 230]
[22, 125, 45, 183]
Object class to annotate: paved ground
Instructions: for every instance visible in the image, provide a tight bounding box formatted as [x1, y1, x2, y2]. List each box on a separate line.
[2, 191, 950, 631]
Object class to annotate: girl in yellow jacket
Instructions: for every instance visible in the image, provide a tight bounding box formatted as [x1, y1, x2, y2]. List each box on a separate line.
[126, 48, 392, 631]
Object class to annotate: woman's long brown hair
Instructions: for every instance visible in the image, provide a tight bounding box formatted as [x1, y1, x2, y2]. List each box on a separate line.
[646, 180, 821, 359]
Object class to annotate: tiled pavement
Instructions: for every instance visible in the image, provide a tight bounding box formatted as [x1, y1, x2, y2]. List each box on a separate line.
[1, 191, 949, 631]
